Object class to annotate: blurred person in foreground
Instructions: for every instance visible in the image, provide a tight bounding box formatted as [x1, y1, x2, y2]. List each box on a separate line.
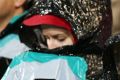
[0, 0, 33, 78]
[107, 0, 120, 78]
[2, 0, 118, 80]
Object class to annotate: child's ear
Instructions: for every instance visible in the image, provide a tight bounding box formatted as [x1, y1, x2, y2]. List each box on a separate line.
[14, 0, 26, 8]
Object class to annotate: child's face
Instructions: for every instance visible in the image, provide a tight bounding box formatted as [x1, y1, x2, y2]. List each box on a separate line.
[42, 26, 74, 49]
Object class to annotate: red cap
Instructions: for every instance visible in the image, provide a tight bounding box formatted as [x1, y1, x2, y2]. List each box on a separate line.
[23, 14, 77, 43]
[23, 15, 72, 32]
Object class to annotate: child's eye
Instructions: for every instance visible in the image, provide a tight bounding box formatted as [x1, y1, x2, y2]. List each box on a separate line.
[58, 38, 65, 42]
[54, 35, 67, 42]
[57, 36, 66, 42]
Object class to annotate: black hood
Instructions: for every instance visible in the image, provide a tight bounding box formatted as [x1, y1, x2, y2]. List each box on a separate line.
[20, 0, 112, 50]
[27, 0, 112, 43]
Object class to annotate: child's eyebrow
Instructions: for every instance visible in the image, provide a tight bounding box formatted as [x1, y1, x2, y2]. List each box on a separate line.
[52, 34, 66, 38]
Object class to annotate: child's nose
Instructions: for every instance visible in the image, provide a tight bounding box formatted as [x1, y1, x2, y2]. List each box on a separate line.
[47, 39, 60, 49]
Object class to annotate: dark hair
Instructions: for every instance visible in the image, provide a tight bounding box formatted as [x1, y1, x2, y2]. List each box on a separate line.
[23, 0, 34, 10]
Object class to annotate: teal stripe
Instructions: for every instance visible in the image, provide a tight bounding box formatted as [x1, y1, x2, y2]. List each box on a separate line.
[64, 56, 87, 79]
[9, 11, 28, 24]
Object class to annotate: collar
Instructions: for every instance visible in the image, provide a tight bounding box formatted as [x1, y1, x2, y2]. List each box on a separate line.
[0, 11, 29, 38]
